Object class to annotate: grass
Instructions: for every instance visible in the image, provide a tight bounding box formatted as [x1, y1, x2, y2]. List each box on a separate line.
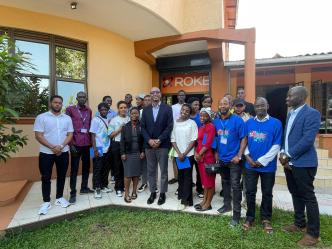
[1, 207, 331, 249]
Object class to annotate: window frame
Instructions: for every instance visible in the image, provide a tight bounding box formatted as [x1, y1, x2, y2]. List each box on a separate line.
[0, 26, 88, 119]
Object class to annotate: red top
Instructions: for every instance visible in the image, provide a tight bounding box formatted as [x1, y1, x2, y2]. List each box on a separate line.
[196, 122, 216, 164]
[66, 105, 92, 146]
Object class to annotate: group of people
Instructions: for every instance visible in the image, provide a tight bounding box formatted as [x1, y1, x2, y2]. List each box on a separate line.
[34, 86, 321, 247]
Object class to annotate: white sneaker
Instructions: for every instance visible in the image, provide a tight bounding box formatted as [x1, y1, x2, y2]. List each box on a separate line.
[94, 189, 102, 199]
[38, 202, 51, 215]
[177, 202, 186, 211]
[116, 190, 123, 197]
[101, 186, 113, 193]
[54, 197, 70, 208]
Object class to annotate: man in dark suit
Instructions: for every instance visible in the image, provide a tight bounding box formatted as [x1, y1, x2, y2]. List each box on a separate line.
[141, 87, 173, 205]
[279, 86, 321, 247]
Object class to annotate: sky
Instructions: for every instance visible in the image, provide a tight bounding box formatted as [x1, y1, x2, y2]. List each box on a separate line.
[228, 0, 332, 61]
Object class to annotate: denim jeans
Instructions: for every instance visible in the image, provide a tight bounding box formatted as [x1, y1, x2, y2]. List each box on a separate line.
[220, 161, 242, 220]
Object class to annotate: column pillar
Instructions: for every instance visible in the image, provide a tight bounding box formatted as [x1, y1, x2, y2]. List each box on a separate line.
[244, 41, 256, 102]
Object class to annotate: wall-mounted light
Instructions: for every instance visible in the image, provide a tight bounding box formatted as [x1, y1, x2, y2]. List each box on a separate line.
[71, 2, 77, 10]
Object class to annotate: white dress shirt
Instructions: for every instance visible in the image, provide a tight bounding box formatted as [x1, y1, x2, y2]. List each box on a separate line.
[34, 111, 74, 154]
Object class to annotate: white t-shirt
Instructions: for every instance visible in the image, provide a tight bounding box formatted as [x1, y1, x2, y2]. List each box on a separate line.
[109, 115, 130, 142]
[89, 116, 110, 153]
[33, 111, 74, 154]
[171, 119, 198, 157]
[172, 103, 182, 121]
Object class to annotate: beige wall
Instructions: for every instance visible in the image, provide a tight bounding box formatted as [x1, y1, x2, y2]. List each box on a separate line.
[131, 0, 223, 34]
[0, 5, 152, 157]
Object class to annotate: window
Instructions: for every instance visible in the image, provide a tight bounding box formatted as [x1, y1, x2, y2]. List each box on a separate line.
[1, 27, 87, 117]
[311, 80, 332, 133]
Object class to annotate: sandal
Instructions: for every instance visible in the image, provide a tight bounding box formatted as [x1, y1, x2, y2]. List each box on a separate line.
[242, 220, 253, 231]
[124, 196, 131, 203]
[131, 193, 137, 200]
[262, 220, 273, 234]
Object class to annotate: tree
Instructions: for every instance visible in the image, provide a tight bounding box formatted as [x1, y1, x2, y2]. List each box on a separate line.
[0, 34, 28, 162]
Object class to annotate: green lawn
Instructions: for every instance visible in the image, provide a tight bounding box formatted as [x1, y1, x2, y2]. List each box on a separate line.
[1, 207, 331, 249]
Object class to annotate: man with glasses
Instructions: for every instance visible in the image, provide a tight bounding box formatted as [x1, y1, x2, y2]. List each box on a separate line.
[141, 87, 173, 205]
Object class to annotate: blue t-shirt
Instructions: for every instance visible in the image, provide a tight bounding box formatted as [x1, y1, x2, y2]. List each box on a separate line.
[213, 114, 246, 162]
[245, 116, 282, 172]
[190, 113, 202, 128]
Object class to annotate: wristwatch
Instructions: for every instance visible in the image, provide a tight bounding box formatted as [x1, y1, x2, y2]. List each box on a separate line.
[281, 153, 290, 161]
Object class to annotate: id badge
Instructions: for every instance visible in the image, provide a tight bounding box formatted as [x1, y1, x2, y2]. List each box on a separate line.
[80, 128, 88, 133]
[220, 136, 227, 145]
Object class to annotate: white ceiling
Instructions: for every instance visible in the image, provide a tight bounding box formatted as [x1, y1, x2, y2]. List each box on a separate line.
[152, 40, 208, 58]
[0, 0, 180, 41]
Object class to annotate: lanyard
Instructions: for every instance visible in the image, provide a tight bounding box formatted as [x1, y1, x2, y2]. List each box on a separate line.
[76, 105, 88, 127]
[219, 115, 231, 131]
[97, 116, 109, 132]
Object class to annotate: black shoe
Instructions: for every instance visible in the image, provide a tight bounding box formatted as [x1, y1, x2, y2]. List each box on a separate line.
[168, 178, 178, 184]
[157, 193, 166, 205]
[69, 195, 76, 204]
[230, 219, 240, 227]
[197, 205, 212, 212]
[217, 205, 232, 214]
[80, 188, 94, 194]
[147, 192, 157, 204]
[194, 203, 202, 210]
[138, 183, 147, 193]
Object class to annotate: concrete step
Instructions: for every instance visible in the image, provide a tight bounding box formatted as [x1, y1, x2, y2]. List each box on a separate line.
[0, 180, 28, 207]
[276, 165, 332, 176]
[316, 149, 330, 158]
[276, 173, 332, 188]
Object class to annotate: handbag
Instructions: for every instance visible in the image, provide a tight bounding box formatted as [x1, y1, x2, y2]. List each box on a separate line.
[205, 163, 221, 174]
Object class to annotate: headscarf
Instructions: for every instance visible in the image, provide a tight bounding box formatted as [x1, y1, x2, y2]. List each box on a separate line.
[200, 107, 212, 118]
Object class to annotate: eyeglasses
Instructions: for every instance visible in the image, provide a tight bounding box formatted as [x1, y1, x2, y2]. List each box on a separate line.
[150, 91, 160, 95]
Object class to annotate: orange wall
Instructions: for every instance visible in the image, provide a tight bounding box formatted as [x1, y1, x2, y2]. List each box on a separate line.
[0, 5, 152, 114]
[0, 5, 152, 160]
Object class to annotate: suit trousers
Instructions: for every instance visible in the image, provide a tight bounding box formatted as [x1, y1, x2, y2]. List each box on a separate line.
[145, 148, 168, 194]
[284, 166, 320, 238]
[69, 145, 91, 196]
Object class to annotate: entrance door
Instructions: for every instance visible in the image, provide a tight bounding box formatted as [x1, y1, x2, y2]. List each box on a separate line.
[265, 86, 289, 128]
[162, 94, 204, 106]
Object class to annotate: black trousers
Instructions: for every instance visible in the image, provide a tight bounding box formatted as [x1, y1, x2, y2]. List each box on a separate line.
[284, 166, 320, 238]
[191, 159, 203, 193]
[92, 151, 110, 189]
[220, 161, 242, 220]
[69, 145, 91, 196]
[245, 168, 275, 222]
[39, 152, 69, 202]
[177, 156, 194, 206]
[111, 141, 124, 192]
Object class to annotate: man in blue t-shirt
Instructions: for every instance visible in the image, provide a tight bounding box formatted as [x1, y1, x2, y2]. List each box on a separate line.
[214, 97, 247, 226]
[243, 97, 282, 233]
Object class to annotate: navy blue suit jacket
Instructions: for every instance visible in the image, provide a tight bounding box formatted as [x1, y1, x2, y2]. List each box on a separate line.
[282, 104, 321, 167]
[140, 103, 173, 149]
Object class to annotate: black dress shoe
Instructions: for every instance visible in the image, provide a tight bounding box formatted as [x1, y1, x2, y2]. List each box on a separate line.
[69, 195, 76, 204]
[217, 205, 232, 214]
[168, 178, 178, 184]
[157, 193, 166, 205]
[80, 188, 94, 194]
[194, 203, 202, 209]
[147, 192, 156, 204]
[197, 205, 212, 212]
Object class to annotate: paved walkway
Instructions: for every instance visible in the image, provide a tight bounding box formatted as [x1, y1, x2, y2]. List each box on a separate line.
[6, 163, 332, 229]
